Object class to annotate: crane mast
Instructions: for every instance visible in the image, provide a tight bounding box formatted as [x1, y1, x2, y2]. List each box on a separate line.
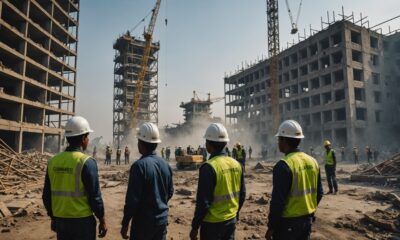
[266, 0, 280, 133]
[130, 0, 161, 129]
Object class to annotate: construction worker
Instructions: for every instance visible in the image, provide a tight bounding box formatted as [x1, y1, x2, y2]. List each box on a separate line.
[42, 116, 107, 239]
[373, 148, 379, 162]
[121, 122, 173, 240]
[341, 146, 345, 162]
[265, 120, 323, 240]
[190, 123, 246, 240]
[161, 147, 165, 159]
[353, 147, 359, 164]
[324, 140, 338, 194]
[366, 146, 372, 163]
[105, 146, 112, 165]
[248, 146, 253, 160]
[124, 146, 130, 164]
[235, 143, 246, 171]
[116, 147, 122, 165]
[309, 146, 314, 158]
[166, 147, 171, 161]
[225, 146, 231, 157]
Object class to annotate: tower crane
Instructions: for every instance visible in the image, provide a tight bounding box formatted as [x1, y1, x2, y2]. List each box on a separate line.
[130, 0, 161, 130]
[266, 0, 303, 133]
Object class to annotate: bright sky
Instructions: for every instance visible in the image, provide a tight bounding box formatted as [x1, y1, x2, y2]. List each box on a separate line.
[75, 0, 400, 143]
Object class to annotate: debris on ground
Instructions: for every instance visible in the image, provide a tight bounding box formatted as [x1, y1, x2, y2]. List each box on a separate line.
[101, 171, 129, 182]
[0, 139, 51, 194]
[253, 162, 273, 172]
[175, 188, 192, 196]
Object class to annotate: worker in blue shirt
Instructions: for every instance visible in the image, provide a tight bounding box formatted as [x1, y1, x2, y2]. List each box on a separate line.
[42, 116, 107, 240]
[121, 122, 174, 240]
[265, 120, 323, 240]
[190, 123, 246, 240]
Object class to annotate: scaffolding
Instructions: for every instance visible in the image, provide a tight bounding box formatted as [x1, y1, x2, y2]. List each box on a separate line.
[113, 32, 159, 147]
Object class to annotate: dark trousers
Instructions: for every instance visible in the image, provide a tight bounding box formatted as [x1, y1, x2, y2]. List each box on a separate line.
[273, 217, 312, 240]
[130, 223, 167, 240]
[200, 218, 236, 240]
[238, 159, 245, 172]
[54, 216, 96, 240]
[325, 165, 338, 192]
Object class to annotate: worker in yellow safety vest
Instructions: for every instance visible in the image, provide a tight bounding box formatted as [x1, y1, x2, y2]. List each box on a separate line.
[190, 123, 246, 240]
[265, 120, 323, 240]
[324, 140, 338, 194]
[42, 116, 107, 240]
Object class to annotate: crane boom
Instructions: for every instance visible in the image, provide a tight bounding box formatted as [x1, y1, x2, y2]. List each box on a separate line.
[130, 0, 161, 129]
[266, 0, 280, 133]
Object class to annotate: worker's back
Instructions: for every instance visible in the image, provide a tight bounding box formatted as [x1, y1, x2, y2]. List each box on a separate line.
[128, 153, 173, 226]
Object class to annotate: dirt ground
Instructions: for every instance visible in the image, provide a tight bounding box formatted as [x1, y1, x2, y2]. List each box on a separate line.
[1, 160, 399, 240]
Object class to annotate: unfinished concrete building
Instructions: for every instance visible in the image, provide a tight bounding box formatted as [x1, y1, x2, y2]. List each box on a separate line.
[0, 0, 79, 153]
[225, 19, 400, 151]
[113, 32, 159, 147]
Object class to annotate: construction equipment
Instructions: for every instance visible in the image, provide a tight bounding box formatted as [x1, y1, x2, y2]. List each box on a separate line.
[266, 0, 280, 133]
[285, 0, 303, 34]
[176, 155, 205, 170]
[130, 0, 161, 129]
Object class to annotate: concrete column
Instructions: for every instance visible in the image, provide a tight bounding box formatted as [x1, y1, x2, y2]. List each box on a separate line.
[17, 130, 23, 153]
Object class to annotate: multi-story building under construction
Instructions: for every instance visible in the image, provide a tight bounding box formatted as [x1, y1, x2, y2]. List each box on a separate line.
[113, 32, 159, 147]
[225, 19, 400, 151]
[0, 0, 79, 152]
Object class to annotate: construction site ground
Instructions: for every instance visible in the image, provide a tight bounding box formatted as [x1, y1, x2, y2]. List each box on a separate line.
[1, 160, 399, 240]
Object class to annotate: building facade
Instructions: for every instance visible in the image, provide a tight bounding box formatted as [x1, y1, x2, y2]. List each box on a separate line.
[0, 0, 79, 152]
[113, 32, 159, 147]
[225, 21, 400, 151]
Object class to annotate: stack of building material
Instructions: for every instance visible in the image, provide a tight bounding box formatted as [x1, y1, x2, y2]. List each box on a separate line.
[350, 153, 400, 184]
[0, 139, 51, 193]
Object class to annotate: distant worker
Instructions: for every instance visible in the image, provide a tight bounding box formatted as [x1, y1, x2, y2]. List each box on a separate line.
[166, 147, 171, 161]
[161, 147, 165, 159]
[105, 145, 112, 165]
[324, 140, 338, 194]
[341, 146, 345, 162]
[187, 145, 192, 155]
[93, 146, 97, 159]
[121, 123, 174, 240]
[248, 146, 253, 160]
[265, 120, 323, 240]
[124, 146, 130, 164]
[190, 123, 245, 240]
[42, 116, 107, 239]
[353, 147, 359, 164]
[116, 147, 122, 165]
[366, 146, 372, 164]
[225, 146, 231, 157]
[235, 142, 246, 171]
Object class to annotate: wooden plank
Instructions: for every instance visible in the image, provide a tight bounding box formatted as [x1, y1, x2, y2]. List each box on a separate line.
[0, 201, 12, 217]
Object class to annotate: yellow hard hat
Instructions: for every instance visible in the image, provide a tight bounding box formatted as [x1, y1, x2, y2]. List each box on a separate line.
[323, 140, 331, 146]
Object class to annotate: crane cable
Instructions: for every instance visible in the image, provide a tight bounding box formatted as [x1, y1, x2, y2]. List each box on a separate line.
[163, 0, 168, 87]
[129, 8, 154, 33]
[285, 0, 303, 29]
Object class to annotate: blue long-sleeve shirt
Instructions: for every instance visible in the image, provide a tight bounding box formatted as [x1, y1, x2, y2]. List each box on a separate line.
[191, 151, 246, 230]
[267, 149, 323, 230]
[42, 146, 105, 219]
[122, 152, 173, 227]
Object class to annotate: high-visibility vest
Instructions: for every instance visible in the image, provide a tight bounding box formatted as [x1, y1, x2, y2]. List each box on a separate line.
[203, 155, 242, 223]
[236, 149, 244, 160]
[281, 152, 319, 218]
[325, 150, 334, 166]
[48, 151, 93, 218]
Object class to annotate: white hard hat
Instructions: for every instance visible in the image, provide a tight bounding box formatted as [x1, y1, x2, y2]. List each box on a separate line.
[204, 123, 230, 142]
[275, 120, 304, 139]
[137, 122, 161, 143]
[65, 116, 93, 137]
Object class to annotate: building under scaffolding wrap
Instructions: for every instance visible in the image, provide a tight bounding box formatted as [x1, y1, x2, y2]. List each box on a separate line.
[113, 32, 159, 147]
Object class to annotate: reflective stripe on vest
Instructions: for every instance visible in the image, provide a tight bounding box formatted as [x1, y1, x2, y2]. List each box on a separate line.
[48, 151, 93, 218]
[281, 152, 319, 218]
[203, 155, 242, 223]
[325, 150, 334, 165]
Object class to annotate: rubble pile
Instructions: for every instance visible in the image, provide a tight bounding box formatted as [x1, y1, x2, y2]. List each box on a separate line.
[335, 191, 400, 240]
[0, 139, 51, 194]
[360, 153, 400, 176]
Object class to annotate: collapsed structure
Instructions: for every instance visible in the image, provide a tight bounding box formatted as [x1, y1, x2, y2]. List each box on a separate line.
[225, 17, 400, 150]
[0, 0, 80, 152]
[112, 32, 159, 147]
